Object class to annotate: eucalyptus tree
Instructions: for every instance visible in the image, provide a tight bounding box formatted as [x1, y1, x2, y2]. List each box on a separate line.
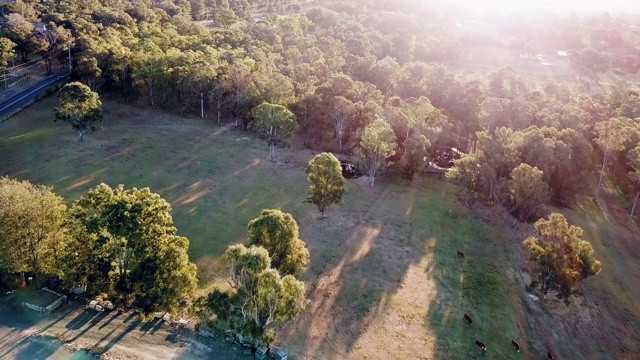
[305, 153, 346, 216]
[250, 102, 298, 161]
[357, 117, 397, 187]
[0, 178, 67, 287]
[54, 82, 103, 141]
[71, 183, 197, 314]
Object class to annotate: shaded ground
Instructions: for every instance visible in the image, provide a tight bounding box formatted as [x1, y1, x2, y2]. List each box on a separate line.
[0, 297, 242, 360]
[0, 97, 639, 359]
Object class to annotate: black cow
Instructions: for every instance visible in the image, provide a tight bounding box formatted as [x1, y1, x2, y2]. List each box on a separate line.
[547, 350, 554, 360]
[463, 313, 473, 325]
[475, 340, 486, 351]
[511, 339, 520, 352]
[457, 250, 465, 259]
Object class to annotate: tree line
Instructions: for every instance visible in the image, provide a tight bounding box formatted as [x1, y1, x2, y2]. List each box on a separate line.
[0, 179, 198, 315]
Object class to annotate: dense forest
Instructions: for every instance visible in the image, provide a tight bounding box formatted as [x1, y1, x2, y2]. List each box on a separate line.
[1, 0, 640, 357]
[3, 0, 638, 214]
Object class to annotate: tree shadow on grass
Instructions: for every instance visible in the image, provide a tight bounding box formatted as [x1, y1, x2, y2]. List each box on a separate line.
[281, 180, 436, 359]
[423, 204, 531, 360]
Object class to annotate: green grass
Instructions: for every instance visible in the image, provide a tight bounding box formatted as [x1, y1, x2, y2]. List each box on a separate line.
[1, 96, 638, 359]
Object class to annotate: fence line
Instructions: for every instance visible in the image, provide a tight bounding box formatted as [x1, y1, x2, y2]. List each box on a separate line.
[7, 75, 31, 89]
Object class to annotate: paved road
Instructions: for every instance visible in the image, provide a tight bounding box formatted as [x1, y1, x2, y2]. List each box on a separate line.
[0, 72, 69, 118]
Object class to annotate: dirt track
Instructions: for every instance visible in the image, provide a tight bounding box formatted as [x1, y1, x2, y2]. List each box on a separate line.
[0, 297, 244, 360]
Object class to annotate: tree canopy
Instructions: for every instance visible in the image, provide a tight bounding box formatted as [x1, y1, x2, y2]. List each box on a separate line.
[305, 152, 346, 216]
[0, 177, 67, 286]
[508, 164, 550, 221]
[247, 209, 310, 277]
[70, 183, 197, 313]
[357, 117, 397, 187]
[199, 244, 306, 349]
[55, 82, 104, 141]
[250, 102, 299, 161]
[523, 213, 601, 303]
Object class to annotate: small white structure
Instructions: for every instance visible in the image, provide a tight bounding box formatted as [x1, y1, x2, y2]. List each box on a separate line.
[162, 314, 170, 322]
[88, 300, 98, 310]
[104, 301, 114, 310]
[94, 304, 103, 312]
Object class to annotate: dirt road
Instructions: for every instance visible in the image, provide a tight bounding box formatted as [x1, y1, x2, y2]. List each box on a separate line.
[0, 296, 244, 360]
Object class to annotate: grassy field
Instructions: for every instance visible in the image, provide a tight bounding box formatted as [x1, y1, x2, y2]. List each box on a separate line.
[1, 96, 638, 359]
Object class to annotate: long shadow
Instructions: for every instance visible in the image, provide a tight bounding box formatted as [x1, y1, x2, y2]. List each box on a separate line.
[150, 320, 164, 335]
[97, 318, 141, 355]
[122, 311, 137, 323]
[37, 302, 78, 334]
[139, 318, 160, 337]
[98, 311, 122, 330]
[65, 309, 98, 330]
[281, 180, 431, 359]
[424, 198, 535, 360]
[69, 311, 108, 342]
[13, 337, 64, 360]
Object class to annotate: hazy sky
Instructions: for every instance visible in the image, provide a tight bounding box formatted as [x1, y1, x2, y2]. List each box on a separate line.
[450, 0, 640, 13]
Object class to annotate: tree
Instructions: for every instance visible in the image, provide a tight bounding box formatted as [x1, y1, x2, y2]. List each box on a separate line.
[215, 7, 238, 29]
[250, 102, 299, 161]
[0, 177, 67, 286]
[247, 209, 309, 276]
[328, 96, 355, 151]
[200, 244, 306, 349]
[0, 38, 15, 68]
[594, 117, 638, 195]
[523, 213, 601, 303]
[39, 22, 73, 76]
[71, 183, 197, 314]
[508, 164, 550, 222]
[54, 82, 104, 141]
[401, 134, 430, 180]
[0, 38, 16, 89]
[305, 152, 346, 216]
[627, 145, 640, 225]
[568, 48, 610, 85]
[357, 117, 397, 187]
[3, 13, 44, 62]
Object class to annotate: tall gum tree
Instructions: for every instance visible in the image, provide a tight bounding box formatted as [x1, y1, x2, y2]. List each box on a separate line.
[250, 102, 298, 161]
[357, 117, 397, 187]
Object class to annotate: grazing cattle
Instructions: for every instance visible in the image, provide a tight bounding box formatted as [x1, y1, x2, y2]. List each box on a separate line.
[511, 339, 520, 352]
[547, 350, 554, 359]
[457, 250, 465, 258]
[475, 340, 486, 351]
[463, 313, 473, 325]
